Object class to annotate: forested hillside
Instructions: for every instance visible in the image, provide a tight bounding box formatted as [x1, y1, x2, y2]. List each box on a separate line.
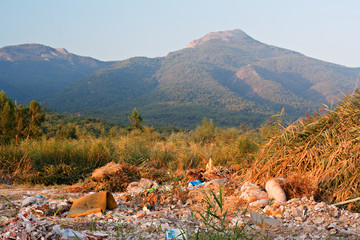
[48, 30, 360, 127]
[1, 30, 359, 128]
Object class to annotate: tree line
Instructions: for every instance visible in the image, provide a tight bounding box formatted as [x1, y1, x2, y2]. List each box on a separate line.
[0, 91, 44, 144]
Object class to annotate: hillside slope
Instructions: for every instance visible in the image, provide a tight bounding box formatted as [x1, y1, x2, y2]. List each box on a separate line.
[48, 30, 360, 127]
[0, 44, 113, 102]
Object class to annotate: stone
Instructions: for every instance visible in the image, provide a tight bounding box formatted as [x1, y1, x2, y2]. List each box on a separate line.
[127, 178, 159, 194]
[249, 198, 269, 208]
[21, 197, 37, 207]
[239, 181, 268, 203]
[250, 210, 281, 227]
[265, 178, 286, 203]
[312, 217, 325, 225]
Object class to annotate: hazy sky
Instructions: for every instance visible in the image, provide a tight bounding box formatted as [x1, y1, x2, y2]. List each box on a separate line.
[1, 0, 359, 67]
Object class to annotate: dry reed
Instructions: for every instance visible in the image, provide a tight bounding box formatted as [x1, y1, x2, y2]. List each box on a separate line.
[246, 91, 360, 203]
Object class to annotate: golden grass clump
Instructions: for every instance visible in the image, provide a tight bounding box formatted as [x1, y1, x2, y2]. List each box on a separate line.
[246, 91, 360, 203]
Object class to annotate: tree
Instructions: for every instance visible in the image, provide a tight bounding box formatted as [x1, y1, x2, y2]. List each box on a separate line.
[128, 107, 143, 131]
[192, 117, 217, 144]
[0, 91, 16, 143]
[15, 104, 30, 140]
[28, 100, 45, 138]
[0, 91, 44, 143]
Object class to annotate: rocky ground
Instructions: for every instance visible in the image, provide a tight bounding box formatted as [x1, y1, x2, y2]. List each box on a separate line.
[1, 180, 360, 240]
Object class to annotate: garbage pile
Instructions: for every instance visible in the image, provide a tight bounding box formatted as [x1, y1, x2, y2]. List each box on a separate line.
[1, 161, 360, 239]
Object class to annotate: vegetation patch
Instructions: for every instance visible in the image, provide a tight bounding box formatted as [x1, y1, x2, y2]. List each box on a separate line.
[246, 91, 360, 204]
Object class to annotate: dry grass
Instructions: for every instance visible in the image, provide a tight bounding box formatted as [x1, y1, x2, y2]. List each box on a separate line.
[6, 92, 360, 207]
[245, 91, 360, 204]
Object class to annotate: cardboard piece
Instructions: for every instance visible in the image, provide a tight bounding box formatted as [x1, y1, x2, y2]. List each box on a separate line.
[67, 191, 118, 218]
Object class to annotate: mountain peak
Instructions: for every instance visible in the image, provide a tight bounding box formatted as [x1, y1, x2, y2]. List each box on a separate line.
[0, 44, 83, 62]
[56, 48, 69, 55]
[186, 29, 255, 48]
[0, 43, 64, 61]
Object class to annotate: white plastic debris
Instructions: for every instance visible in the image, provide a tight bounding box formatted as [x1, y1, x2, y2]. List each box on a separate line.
[60, 228, 85, 239]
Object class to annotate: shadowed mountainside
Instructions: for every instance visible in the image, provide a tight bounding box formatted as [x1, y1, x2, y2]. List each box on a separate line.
[0, 43, 113, 102]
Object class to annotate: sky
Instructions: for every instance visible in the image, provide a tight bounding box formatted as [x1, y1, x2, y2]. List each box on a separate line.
[0, 0, 359, 67]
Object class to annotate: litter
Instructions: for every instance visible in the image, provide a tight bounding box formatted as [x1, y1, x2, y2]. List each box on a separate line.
[188, 179, 203, 186]
[67, 191, 118, 218]
[204, 178, 228, 187]
[165, 228, 185, 239]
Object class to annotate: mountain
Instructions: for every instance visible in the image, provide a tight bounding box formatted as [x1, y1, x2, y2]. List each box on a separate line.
[47, 29, 360, 128]
[2, 30, 359, 128]
[0, 43, 113, 102]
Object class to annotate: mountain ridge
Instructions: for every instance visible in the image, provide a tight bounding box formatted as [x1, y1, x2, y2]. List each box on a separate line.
[1, 30, 359, 128]
[0, 43, 114, 102]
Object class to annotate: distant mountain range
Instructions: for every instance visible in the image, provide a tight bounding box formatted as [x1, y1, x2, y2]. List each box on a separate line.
[1, 30, 359, 128]
[0, 43, 112, 102]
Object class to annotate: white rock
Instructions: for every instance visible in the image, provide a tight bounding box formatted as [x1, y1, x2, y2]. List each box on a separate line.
[53, 225, 61, 234]
[127, 178, 159, 194]
[249, 198, 269, 208]
[239, 181, 268, 202]
[21, 196, 37, 207]
[265, 178, 286, 203]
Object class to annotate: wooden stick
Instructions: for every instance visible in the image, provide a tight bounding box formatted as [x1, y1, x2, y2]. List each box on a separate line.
[331, 197, 360, 206]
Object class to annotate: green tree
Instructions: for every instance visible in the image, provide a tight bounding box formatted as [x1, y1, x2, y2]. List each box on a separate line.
[128, 107, 143, 131]
[56, 124, 78, 139]
[0, 91, 16, 143]
[192, 117, 217, 144]
[0, 91, 44, 143]
[15, 104, 30, 140]
[28, 100, 45, 138]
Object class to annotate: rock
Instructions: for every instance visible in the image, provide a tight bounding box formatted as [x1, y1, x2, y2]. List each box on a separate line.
[312, 217, 325, 225]
[265, 178, 286, 203]
[140, 178, 159, 189]
[314, 202, 326, 210]
[264, 205, 282, 216]
[239, 182, 268, 202]
[249, 199, 270, 208]
[250, 210, 281, 226]
[21, 197, 37, 207]
[53, 224, 61, 234]
[127, 178, 159, 194]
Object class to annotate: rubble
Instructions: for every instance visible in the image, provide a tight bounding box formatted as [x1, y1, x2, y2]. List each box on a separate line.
[21, 196, 37, 207]
[127, 178, 159, 194]
[1, 175, 360, 239]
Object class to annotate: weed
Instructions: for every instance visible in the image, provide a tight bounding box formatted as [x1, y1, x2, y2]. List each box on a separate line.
[191, 187, 257, 239]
